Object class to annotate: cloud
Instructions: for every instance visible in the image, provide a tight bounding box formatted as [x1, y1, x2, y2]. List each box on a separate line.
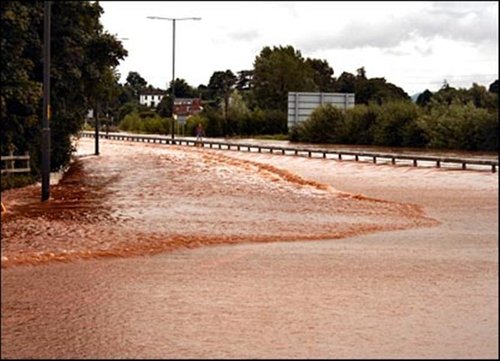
[227, 29, 260, 42]
[299, 2, 498, 52]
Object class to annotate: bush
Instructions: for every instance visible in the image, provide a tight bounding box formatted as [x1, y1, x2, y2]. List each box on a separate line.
[185, 114, 207, 137]
[291, 104, 347, 143]
[344, 104, 379, 145]
[1, 174, 36, 191]
[372, 101, 426, 147]
[118, 111, 171, 135]
[118, 111, 141, 131]
[420, 102, 498, 151]
[201, 108, 224, 137]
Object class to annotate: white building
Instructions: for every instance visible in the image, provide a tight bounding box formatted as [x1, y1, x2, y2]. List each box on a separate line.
[139, 90, 165, 107]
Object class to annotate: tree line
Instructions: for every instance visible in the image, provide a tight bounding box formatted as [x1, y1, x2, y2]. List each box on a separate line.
[113, 46, 414, 137]
[115, 46, 497, 153]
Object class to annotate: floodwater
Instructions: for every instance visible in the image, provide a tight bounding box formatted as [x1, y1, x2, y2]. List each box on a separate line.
[1, 137, 498, 358]
[1, 138, 436, 267]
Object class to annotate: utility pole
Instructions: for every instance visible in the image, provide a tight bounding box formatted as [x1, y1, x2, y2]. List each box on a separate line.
[41, 0, 51, 201]
[95, 102, 99, 155]
[171, 19, 176, 141]
[146, 16, 201, 141]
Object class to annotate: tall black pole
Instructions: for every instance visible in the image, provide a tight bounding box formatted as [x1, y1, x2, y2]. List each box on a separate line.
[171, 19, 176, 140]
[94, 102, 100, 155]
[41, 1, 51, 201]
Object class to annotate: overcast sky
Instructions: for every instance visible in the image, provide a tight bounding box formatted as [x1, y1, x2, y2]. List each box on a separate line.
[99, 1, 498, 96]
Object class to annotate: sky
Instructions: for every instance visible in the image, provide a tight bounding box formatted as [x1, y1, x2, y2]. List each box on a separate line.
[99, 1, 499, 96]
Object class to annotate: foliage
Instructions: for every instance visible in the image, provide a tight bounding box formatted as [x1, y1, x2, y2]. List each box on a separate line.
[0, 1, 127, 179]
[207, 70, 237, 134]
[416, 89, 433, 107]
[118, 111, 171, 135]
[372, 101, 426, 147]
[305, 58, 336, 92]
[185, 114, 207, 137]
[420, 102, 498, 151]
[290, 105, 347, 144]
[344, 104, 379, 145]
[489, 79, 498, 94]
[1, 174, 37, 192]
[236, 70, 253, 91]
[200, 107, 224, 137]
[290, 97, 498, 151]
[125, 71, 147, 99]
[252, 45, 317, 112]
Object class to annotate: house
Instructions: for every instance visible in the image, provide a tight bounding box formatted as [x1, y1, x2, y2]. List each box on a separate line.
[139, 89, 166, 107]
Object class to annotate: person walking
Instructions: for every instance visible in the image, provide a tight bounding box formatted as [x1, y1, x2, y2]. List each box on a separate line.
[195, 123, 205, 146]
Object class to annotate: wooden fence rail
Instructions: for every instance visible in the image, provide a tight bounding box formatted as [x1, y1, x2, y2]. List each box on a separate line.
[1, 151, 31, 175]
[80, 131, 498, 173]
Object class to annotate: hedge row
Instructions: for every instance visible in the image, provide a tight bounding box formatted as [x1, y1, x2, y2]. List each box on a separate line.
[290, 101, 498, 151]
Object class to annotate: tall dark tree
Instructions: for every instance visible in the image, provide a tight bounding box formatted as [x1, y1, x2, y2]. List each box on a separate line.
[0, 1, 127, 175]
[236, 70, 253, 91]
[416, 89, 433, 107]
[489, 79, 499, 94]
[336, 72, 357, 93]
[170, 78, 198, 99]
[252, 45, 316, 112]
[305, 58, 336, 92]
[125, 71, 147, 99]
[207, 70, 237, 134]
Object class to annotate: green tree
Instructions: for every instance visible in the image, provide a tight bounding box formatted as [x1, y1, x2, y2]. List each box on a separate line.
[372, 101, 425, 147]
[305, 58, 336, 92]
[420, 102, 497, 151]
[467, 83, 497, 110]
[416, 89, 433, 107]
[489, 79, 498, 94]
[291, 104, 347, 144]
[1, 1, 127, 177]
[252, 45, 316, 112]
[1, 1, 43, 167]
[335, 72, 356, 93]
[207, 70, 237, 135]
[125, 71, 147, 99]
[344, 104, 379, 145]
[236, 70, 253, 91]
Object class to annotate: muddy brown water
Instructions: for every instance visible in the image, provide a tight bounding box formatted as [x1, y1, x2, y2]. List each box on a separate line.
[1, 137, 497, 358]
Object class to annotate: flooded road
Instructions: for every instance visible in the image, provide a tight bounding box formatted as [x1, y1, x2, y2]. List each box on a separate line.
[1, 137, 498, 358]
[1, 138, 435, 267]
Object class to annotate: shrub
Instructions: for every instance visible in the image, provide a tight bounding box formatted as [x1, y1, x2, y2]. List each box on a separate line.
[118, 111, 171, 135]
[344, 104, 379, 145]
[420, 102, 498, 151]
[372, 101, 426, 147]
[1, 174, 36, 191]
[185, 114, 207, 137]
[292, 104, 347, 143]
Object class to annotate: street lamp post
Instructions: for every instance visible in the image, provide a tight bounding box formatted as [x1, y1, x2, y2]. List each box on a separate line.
[146, 16, 201, 140]
[94, 36, 128, 155]
[41, 0, 51, 201]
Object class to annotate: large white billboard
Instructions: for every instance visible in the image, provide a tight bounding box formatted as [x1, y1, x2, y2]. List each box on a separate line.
[287, 92, 355, 130]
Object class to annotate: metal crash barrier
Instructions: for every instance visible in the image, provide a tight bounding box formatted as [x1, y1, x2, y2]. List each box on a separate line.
[80, 131, 498, 173]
